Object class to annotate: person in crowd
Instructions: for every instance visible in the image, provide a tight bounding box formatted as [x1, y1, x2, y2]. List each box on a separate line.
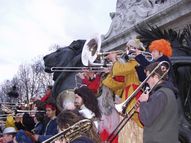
[74, 86, 101, 129]
[138, 62, 179, 143]
[5, 115, 15, 129]
[32, 112, 45, 134]
[34, 103, 58, 142]
[40, 85, 53, 102]
[15, 113, 35, 133]
[7, 85, 19, 104]
[55, 110, 101, 143]
[77, 70, 101, 95]
[135, 39, 174, 82]
[1, 127, 17, 143]
[33, 99, 46, 110]
[14, 130, 34, 143]
[102, 38, 144, 143]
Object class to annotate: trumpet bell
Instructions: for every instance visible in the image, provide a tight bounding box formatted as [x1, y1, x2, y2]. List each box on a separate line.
[81, 34, 102, 66]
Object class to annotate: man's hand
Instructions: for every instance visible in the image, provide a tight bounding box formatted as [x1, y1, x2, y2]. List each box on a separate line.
[76, 73, 85, 79]
[139, 92, 149, 102]
[34, 134, 39, 141]
[106, 53, 117, 63]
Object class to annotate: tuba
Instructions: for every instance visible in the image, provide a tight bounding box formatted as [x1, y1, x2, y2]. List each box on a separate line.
[42, 119, 92, 143]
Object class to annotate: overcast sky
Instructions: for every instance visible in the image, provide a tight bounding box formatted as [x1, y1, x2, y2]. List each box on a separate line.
[0, 0, 117, 83]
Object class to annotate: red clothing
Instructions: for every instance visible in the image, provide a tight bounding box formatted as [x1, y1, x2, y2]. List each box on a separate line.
[40, 92, 51, 102]
[82, 74, 101, 94]
[100, 129, 118, 143]
[113, 75, 125, 82]
[124, 84, 142, 100]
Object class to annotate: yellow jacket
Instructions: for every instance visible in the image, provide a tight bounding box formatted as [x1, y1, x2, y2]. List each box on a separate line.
[102, 59, 143, 127]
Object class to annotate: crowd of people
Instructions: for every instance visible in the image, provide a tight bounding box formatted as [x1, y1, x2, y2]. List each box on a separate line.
[0, 38, 179, 143]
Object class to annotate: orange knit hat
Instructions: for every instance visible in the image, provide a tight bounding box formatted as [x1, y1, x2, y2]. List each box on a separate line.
[149, 39, 172, 57]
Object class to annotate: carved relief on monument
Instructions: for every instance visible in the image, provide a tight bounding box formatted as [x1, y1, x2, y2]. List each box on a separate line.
[104, 0, 182, 39]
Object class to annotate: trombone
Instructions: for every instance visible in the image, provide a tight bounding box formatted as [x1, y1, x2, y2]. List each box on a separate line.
[50, 66, 109, 72]
[106, 61, 170, 142]
[115, 61, 170, 114]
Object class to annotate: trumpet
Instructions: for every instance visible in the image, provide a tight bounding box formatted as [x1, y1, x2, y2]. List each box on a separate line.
[42, 119, 92, 143]
[99, 49, 153, 62]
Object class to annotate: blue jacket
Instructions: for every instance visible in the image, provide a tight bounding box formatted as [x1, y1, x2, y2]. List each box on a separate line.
[72, 136, 94, 143]
[38, 118, 58, 142]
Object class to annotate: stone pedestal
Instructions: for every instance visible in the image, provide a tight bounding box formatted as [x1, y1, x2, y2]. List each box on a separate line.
[101, 0, 191, 51]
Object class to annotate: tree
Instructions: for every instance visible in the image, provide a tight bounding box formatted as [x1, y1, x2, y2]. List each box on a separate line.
[0, 56, 53, 103]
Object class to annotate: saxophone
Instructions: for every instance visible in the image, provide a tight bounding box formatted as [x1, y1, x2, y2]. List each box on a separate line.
[42, 119, 92, 143]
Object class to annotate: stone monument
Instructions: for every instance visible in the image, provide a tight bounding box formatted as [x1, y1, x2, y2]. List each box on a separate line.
[102, 0, 191, 51]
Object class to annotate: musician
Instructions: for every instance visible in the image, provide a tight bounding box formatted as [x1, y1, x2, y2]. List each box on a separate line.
[74, 86, 101, 129]
[102, 38, 144, 143]
[56, 110, 101, 143]
[138, 62, 179, 143]
[135, 39, 174, 82]
[34, 103, 58, 142]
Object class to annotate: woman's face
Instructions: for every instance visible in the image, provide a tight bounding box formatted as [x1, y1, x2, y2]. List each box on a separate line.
[74, 94, 83, 108]
[151, 49, 162, 60]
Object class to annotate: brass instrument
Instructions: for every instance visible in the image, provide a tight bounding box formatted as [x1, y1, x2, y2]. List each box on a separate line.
[81, 34, 102, 66]
[0, 116, 16, 120]
[1, 104, 13, 113]
[56, 89, 76, 111]
[16, 110, 45, 113]
[115, 61, 170, 114]
[1, 104, 45, 115]
[106, 61, 170, 142]
[42, 119, 92, 143]
[51, 66, 108, 72]
[81, 35, 153, 66]
[98, 49, 153, 62]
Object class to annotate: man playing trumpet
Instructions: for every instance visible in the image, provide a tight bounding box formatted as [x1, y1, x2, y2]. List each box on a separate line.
[102, 38, 145, 143]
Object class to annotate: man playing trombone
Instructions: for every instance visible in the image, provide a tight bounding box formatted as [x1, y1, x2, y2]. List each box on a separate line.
[138, 62, 179, 143]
